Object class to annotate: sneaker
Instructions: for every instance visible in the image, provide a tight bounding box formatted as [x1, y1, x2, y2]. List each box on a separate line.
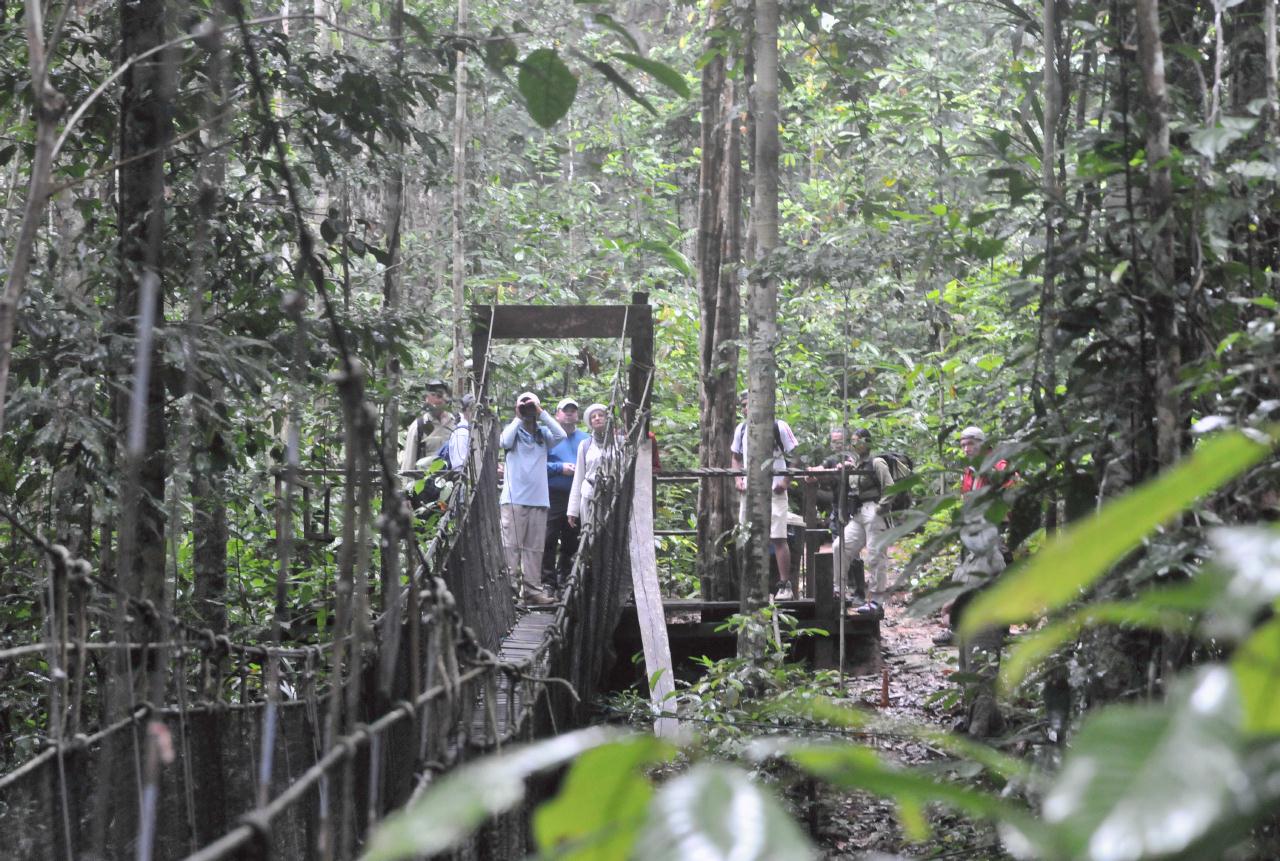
[773, 582, 795, 601]
[932, 630, 955, 646]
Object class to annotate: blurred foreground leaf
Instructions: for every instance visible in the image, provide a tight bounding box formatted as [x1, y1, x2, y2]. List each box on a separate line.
[635, 763, 814, 861]
[364, 727, 621, 860]
[961, 430, 1271, 636]
[533, 734, 676, 859]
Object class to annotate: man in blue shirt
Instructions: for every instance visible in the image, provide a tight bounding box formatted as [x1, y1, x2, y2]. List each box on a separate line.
[543, 397, 590, 591]
[500, 391, 567, 606]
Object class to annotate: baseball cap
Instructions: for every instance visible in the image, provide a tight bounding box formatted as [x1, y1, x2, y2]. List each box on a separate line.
[425, 378, 451, 395]
[959, 426, 986, 442]
[556, 397, 579, 412]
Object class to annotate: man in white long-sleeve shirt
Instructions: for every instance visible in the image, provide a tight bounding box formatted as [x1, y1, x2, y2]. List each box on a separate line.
[500, 391, 566, 606]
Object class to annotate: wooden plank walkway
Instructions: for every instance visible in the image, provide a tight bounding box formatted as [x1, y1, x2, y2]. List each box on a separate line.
[469, 610, 558, 745]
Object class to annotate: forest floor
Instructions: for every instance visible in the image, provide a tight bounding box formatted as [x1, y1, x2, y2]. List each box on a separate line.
[810, 596, 1006, 859]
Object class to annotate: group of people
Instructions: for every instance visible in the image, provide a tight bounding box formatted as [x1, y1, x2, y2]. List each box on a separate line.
[732, 390, 1013, 628]
[400, 381, 620, 607]
[732, 390, 896, 614]
[401, 380, 1012, 625]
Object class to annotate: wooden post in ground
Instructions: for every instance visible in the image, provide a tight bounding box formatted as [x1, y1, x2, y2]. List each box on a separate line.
[628, 438, 676, 737]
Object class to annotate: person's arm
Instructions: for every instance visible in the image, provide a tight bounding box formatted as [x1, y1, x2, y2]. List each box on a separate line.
[500, 418, 520, 450]
[539, 409, 567, 446]
[567, 440, 588, 524]
[399, 417, 419, 473]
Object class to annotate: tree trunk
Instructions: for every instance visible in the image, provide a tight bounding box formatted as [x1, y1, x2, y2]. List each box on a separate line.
[0, 0, 64, 438]
[696, 27, 741, 601]
[741, 0, 781, 658]
[1135, 0, 1182, 470]
[379, 0, 407, 700]
[115, 0, 171, 616]
[450, 0, 469, 392]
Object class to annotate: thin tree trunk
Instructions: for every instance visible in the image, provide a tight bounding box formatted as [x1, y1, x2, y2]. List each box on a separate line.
[450, 0, 469, 392]
[742, 0, 781, 658]
[0, 0, 65, 438]
[696, 28, 741, 601]
[1267, 0, 1278, 137]
[379, 0, 407, 701]
[1135, 0, 1182, 470]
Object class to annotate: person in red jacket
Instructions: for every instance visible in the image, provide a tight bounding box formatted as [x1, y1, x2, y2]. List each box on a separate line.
[933, 426, 1012, 646]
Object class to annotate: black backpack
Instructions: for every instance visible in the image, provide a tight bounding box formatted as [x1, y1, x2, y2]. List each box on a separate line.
[874, 452, 915, 511]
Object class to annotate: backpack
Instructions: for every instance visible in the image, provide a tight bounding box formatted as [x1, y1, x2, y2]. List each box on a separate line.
[874, 452, 915, 511]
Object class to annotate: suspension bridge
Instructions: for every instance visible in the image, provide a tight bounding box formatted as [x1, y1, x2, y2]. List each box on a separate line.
[0, 297, 880, 860]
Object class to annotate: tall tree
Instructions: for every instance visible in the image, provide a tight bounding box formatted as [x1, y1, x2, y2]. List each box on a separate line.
[451, 0, 470, 392]
[1135, 0, 1182, 470]
[696, 19, 742, 602]
[741, 0, 781, 656]
[115, 0, 172, 614]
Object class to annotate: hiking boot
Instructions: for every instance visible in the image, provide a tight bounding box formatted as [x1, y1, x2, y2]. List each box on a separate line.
[932, 629, 955, 646]
[522, 587, 557, 607]
[773, 582, 795, 601]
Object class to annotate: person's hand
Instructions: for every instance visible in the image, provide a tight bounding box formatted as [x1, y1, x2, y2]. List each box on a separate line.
[735, 476, 746, 492]
[773, 480, 787, 495]
[497, 462, 505, 480]
[567, 515, 578, 527]
[562, 463, 575, 475]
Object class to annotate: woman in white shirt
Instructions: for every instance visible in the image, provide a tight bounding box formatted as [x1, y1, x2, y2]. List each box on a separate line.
[566, 403, 616, 531]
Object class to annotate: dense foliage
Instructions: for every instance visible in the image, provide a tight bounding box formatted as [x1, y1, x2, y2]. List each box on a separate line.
[1, 0, 1279, 857]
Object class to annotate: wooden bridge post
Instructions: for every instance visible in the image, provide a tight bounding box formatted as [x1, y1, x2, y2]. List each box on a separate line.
[626, 291, 653, 438]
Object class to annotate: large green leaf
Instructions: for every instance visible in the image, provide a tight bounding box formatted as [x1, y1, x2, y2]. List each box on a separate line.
[960, 430, 1272, 636]
[1034, 668, 1249, 860]
[636, 239, 693, 277]
[1231, 617, 1280, 736]
[364, 728, 622, 860]
[1205, 527, 1280, 641]
[518, 48, 579, 128]
[635, 763, 815, 861]
[533, 734, 676, 859]
[785, 743, 1029, 827]
[610, 52, 691, 98]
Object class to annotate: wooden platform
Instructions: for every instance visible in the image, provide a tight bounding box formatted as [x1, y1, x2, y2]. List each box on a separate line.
[608, 598, 882, 691]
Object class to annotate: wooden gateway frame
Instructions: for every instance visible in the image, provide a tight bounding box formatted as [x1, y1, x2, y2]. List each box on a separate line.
[469, 292, 675, 735]
[469, 291, 654, 435]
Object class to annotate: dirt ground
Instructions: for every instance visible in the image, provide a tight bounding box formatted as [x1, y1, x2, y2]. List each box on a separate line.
[809, 596, 1005, 859]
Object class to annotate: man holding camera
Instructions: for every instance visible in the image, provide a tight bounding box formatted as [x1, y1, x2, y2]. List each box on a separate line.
[500, 391, 567, 606]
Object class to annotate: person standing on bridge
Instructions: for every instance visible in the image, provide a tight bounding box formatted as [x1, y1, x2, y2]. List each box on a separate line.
[566, 403, 619, 533]
[732, 390, 799, 601]
[500, 391, 566, 607]
[400, 378, 458, 506]
[543, 397, 590, 592]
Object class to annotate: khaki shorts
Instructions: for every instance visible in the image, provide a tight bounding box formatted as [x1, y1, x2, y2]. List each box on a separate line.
[739, 491, 791, 540]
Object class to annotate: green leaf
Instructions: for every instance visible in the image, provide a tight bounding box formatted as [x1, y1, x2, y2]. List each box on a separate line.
[533, 735, 675, 858]
[960, 430, 1273, 635]
[1231, 617, 1280, 736]
[1036, 668, 1250, 860]
[636, 764, 815, 861]
[591, 60, 657, 116]
[484, 29, 518, 71]
[593, 12, 641, 52]
[518, 48, 579, 128]
[365, 728, 622, 860]
[611, 52, 691, 98]
[636, 239, 693, 277]
[1189, 116, 1257, 161]
[786, 743, 1026, 826]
